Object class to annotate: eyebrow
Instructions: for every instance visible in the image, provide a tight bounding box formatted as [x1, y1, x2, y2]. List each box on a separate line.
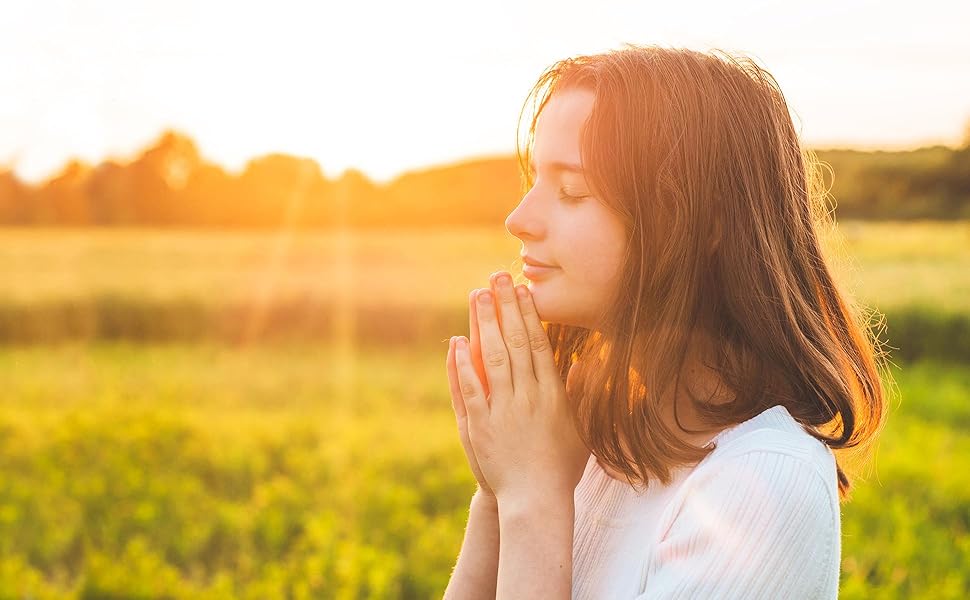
[528, 159, 584, 175]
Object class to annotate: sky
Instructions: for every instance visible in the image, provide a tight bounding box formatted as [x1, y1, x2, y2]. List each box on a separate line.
[2, 0, 969, 185]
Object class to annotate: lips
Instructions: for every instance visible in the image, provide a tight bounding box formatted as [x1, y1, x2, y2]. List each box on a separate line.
[522, 262, 560, 281]
[522, 255, 558, 268]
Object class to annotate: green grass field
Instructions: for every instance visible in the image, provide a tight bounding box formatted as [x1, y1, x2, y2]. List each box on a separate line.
[0, 343, 966, 598]
[1, 221, 968, 312]
[0, 221, 967, 598]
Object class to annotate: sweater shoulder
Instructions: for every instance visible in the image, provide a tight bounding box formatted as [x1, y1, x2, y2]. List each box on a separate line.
[700, 406, 838, 486]
[644, 444, 842, 599]
[695, 420, 837, 489]
[656, 405, 842, 542]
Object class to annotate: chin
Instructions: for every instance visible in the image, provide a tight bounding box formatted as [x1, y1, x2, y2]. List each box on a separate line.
[528, 286, 587, 328]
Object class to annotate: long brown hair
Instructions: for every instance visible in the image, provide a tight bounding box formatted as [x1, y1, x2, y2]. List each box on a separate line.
[515, 45, 890, 501]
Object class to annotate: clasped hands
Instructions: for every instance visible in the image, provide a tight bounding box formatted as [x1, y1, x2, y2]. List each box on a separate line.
[445, 270, 589, 508]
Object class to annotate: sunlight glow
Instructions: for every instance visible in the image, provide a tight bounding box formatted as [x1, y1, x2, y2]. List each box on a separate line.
[2, 0, 968, 184]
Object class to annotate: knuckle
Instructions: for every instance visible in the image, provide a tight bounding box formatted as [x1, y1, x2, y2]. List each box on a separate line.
[484, 350, 507, 368]
[529, 331, 551, 353]
[506, 330, 530, 349]
[460, 381, 478, 397]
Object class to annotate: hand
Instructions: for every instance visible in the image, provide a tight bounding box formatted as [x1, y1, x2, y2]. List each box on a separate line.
[447, 329, 494, 501]
[452, 271, 590, 506]
[468, 287, 491, 401]
[445, 285, 501, 500]
[443, 283, 521, 500]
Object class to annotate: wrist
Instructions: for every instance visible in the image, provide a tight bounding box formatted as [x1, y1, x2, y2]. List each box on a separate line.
[472, 487, 499, 514]
[497, 489, 574, 525]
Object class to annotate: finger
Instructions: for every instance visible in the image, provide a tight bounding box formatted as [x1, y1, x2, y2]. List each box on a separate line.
[514, 284, 559, 383]
[490, 272, 537, 390]
[454, 336, 490, 422]
[469, 289, 491, 398]
[449, 337, 487, 480]
[475, 288, 514, 402]
[446, 336, 468, 420]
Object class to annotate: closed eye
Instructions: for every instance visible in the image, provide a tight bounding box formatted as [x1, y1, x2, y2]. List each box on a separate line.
[558, 189, 588, 203]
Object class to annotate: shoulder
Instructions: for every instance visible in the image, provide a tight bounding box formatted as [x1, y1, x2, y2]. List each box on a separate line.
[646, 442, 841, 598]
[674, 426, 840, 526]
[696, 404, 840, 501]
[684, 444, 840, 536]
[700, 407, 839, 496]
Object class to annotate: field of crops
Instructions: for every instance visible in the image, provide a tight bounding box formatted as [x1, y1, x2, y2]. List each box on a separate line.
[0, 221, 967, 598]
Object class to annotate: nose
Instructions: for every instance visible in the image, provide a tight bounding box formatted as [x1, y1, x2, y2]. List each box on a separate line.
[505, 190, 544, 241]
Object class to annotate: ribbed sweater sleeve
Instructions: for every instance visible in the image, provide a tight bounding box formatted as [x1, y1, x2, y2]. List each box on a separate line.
[636, 450, 841, 599]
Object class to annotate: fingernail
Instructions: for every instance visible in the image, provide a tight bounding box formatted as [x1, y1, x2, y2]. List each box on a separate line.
[516, 285, 528, 298]
[456, 337, 468, 350]
[478, 291, 492, 304]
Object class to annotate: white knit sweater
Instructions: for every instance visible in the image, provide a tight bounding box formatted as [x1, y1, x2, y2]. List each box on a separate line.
[571, 404, 841, 599]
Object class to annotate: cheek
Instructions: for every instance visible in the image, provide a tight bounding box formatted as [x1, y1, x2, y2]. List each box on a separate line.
[570, 230, 626, 286]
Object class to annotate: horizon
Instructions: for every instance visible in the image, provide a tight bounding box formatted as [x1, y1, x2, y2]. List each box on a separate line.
[4, 130, 966, 188]
[3, 0, 969, 186]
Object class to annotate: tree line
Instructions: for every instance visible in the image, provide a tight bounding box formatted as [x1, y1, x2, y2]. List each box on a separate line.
[1, 129, 968, 228]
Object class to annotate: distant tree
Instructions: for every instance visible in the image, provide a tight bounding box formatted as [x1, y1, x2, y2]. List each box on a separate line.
[384, 157, 520, 227]
[336, 168, 381, 227]
[3, 120, 968, 227]
[0, 169, 29, 224]
[32, 160, 93, 224]
[182, 163, 234, 226]
[942, 118, 970, 215]
[86, 161, 134, 225]
[236, 154, 326, 227]
[129, 131, 203, 224]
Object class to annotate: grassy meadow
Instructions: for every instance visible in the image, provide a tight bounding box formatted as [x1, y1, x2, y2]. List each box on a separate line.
[0, 221, 967, 598]
[1, 221, 968, 312]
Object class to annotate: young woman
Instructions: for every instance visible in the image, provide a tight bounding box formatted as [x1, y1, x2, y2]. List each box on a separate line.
[443, 45, 888, 599]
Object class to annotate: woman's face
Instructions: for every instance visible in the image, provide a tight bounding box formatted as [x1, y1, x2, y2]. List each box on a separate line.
[505, 87, 627, 329]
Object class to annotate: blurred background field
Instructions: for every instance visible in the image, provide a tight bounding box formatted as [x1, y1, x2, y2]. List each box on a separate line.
[0, 220, 967, 598]
[0, 343, 967, 599]
[1, 221, 968, 312]
[4, 0, 970, 595]
[1, 222, 968, 360]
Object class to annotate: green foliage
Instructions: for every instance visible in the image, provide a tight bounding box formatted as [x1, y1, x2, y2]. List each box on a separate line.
[881, 305, 970, 362]
[0, 343, 475, 599]
[0, 344, 965, 598]
[838, 361, 970, 599]
[0, 222, 965, 596]
[814, 146, 970, 220]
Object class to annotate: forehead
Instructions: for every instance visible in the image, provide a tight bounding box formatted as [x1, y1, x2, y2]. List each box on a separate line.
[531, 88, 596, 173]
